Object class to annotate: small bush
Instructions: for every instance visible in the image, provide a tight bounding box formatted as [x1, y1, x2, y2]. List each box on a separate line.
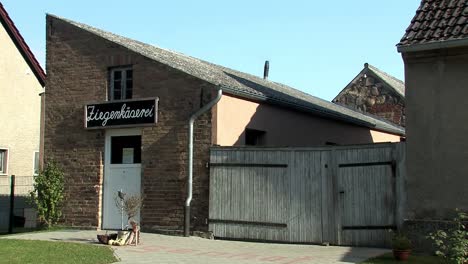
[392, 232, 412, 250]
[427, 209, 467, 264]
[29, 161, 65, 228]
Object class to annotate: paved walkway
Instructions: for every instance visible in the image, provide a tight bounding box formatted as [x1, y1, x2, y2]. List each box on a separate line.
[2, 230, 389, 263]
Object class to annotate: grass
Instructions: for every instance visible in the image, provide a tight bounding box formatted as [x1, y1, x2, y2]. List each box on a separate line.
[0, 239, 117, 264]
[0, 225, 66, 236]
[0, 225, 102, 237]
[362, 253, 445, 264]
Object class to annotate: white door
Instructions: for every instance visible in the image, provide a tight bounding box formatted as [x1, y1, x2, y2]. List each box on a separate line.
[102, 128, 141, 230]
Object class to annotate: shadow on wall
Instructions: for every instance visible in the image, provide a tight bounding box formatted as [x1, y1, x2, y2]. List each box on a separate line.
[0, 194, 37, 233]
[231, 102, 374, 147]
[223, 72, 374, 147]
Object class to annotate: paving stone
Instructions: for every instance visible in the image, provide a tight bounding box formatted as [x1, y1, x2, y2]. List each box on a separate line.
[2, 230, 389, 264]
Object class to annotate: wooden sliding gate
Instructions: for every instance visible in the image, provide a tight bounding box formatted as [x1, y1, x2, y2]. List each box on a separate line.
[208, 143, 405, 247]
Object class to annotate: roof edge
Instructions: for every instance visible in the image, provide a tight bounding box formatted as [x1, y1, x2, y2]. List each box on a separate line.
[222, 85, 405, 136]
[332, 67, 367, 102]
[48, 14, 405, 136]
[397, 38, 468, 53]
[367, 67, 405, 98]
[0, 3, 45, 86]
[47, 13, 221, 88]
[333, 64, 405, 101]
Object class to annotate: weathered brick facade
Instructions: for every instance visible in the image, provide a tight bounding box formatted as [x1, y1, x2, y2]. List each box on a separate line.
[45, 16, 215, 231]
[333, 65, 406, 127]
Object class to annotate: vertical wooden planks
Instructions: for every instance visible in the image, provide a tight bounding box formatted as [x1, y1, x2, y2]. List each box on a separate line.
[335, 144, 396, 247]
[209, 148, 290, 241]
[395, 143, 406, 229]
[208, 143, 404, 247]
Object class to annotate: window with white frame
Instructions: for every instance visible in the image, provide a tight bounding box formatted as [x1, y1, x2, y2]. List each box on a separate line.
[110, 67, 133, 100]
[33, 151, 40, 175]
[0, 149, 8, 174]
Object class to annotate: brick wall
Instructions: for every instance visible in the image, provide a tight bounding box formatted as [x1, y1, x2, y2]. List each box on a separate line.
[333, 75, 406, 127]
[45, 16, 215, 231]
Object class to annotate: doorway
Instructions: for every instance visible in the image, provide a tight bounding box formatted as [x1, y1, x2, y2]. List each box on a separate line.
[102, 128, 141, 229]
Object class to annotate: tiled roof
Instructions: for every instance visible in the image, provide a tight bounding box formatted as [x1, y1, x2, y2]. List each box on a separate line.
[49, 14, 405, 136]
[398, 0, 468, 49]
[367, 64, 405, 97]
[0, 3, 45, 86]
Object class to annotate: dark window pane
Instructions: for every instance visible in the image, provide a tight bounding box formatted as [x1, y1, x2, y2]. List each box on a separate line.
[113, 80, 122, 100]
[126, 79, 133, 89]
[109, 68, 132, 101]
[124, 76, 133, 99]
[245, 129, 266, 146]
[0, 150, 5, 173]
[125, 88, 132, 99]
[111, 136, 141, 164]
[114, 90, 121, 100]
[113, 81, 121, 90]
[125, 79, 133, 99]
[113, 70, 122, 80]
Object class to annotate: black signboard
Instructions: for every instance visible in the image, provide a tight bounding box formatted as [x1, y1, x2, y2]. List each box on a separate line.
[84, 98, 158, 129]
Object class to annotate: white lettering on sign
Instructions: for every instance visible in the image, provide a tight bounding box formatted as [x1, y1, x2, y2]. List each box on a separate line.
[87, 104, 155, 126]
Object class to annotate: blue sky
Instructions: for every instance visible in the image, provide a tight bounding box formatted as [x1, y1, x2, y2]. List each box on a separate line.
[2, 0, 420, 100]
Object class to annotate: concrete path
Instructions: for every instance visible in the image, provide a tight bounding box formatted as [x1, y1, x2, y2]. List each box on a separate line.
[2, 230, 389, 264]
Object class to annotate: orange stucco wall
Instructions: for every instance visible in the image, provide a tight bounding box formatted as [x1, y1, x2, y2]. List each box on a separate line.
[370, 130, 401, 143]
[213, 94, 400, 146]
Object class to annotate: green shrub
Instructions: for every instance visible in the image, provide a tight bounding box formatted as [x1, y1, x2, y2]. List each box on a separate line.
[392, 232, 412, 250]
[427, 209, 467, 264]
[29, 161, 65, 228]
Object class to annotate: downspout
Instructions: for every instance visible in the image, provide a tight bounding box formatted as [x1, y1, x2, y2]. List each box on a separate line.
[185, 88, 222, 237]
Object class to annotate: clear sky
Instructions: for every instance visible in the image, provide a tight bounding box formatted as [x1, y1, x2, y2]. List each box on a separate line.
[2, 0, 420, 100]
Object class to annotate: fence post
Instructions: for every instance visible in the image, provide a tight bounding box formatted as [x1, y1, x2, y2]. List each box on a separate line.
[8, 175, 15, 234]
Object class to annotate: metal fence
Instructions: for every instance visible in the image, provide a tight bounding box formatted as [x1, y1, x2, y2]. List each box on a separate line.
[0, 175, 37, 234]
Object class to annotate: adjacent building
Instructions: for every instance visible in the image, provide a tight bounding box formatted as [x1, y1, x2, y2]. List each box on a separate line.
[397, 0, 468, 248]
[45, 14, 404, 231]
[333, 63, 405, 127]
[0, 3, 45, 229]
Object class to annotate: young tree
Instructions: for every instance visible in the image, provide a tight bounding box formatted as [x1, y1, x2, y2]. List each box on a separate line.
[29, 161, 65, 228]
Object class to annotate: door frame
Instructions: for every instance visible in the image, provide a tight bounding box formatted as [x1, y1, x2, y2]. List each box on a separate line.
[102, 128, 142, 229]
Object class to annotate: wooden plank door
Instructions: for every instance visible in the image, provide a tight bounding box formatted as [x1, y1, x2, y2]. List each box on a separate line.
[336, 148, 396, 247]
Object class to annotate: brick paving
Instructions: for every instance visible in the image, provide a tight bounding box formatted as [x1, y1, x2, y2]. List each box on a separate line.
[2, 230, 389, 263]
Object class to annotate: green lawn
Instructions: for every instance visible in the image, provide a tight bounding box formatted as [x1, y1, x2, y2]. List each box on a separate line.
[1, 225, 66, 235]
[0, 239, 117, 264]
[362, 253, 445, 264]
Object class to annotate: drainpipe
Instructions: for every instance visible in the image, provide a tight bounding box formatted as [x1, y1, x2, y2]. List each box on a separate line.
[185, 88, 223, 237]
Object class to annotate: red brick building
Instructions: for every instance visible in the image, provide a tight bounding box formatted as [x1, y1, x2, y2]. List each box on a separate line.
[45, 15, 404, 232]
[333, 63, 406, 127]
